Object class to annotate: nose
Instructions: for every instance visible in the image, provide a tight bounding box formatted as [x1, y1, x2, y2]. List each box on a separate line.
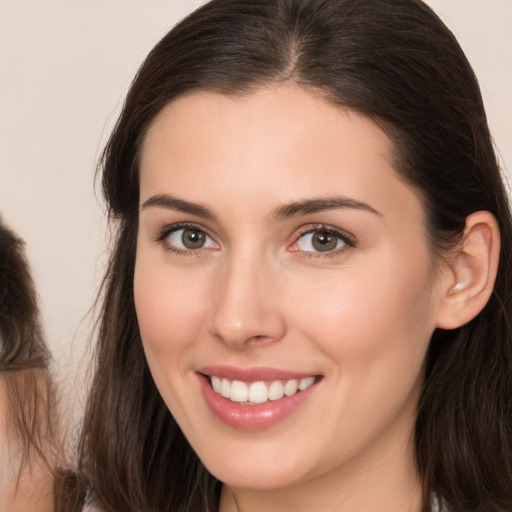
[208, 252, 286, 348]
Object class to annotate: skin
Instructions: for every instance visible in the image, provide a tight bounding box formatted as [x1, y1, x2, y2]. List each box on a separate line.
[134, 84, 452, 512]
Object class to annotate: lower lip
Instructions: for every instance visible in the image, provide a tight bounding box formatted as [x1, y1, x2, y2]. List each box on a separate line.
[198, 374, 320, 431]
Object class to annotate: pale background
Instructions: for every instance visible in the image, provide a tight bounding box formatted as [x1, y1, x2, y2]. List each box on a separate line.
[0, 0, 511, 425]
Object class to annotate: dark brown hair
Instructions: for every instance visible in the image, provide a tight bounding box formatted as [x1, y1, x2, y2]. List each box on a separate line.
[71, 0, 512, 510]
[0, 221, 59, 502]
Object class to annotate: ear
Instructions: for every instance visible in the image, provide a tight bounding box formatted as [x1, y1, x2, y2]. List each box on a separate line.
[436, 211, 500, 330]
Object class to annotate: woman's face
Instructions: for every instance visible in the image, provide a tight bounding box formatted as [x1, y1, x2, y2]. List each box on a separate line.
[134, 85, 446, 491]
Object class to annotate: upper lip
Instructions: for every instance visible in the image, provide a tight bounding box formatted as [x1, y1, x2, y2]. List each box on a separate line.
[197, 365, 320, 382]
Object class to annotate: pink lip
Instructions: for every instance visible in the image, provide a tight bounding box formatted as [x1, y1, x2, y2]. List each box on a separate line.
[196, 367, 321, 431]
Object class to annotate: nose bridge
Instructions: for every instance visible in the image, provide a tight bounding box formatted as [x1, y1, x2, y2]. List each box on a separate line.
[209, 244, 285, 347]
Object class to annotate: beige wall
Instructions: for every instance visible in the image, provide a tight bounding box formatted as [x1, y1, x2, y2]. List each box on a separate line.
[0, 0, 511, 420]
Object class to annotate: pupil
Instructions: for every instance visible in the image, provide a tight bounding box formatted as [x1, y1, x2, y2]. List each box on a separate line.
[182, 229, 205, 249]
[312, 231, 337, 252]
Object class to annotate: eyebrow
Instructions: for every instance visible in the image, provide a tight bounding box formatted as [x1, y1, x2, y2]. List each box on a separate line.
[141, 194, 381, 221]
[141, 194, 217, 220]
[270, 196, 381, 220]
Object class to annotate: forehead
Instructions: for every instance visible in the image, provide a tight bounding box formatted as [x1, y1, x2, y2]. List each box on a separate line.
[142, 85, 393, 160]
[139, 84, 423, 226]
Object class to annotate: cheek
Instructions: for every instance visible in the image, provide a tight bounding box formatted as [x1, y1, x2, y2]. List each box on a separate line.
[292, 249, 437, 378]
[287, 254, 437, 452]
[133, 258, 208, 357]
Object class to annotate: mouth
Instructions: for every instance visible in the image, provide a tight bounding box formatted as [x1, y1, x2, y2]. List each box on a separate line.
[207, 375, 318, 405]
[196, 367, 322, 430]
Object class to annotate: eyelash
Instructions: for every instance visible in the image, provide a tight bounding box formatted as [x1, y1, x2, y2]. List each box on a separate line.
[290, 224, 356, 259]
[155, 222, 216, 256]
[154, 222, 356, 257]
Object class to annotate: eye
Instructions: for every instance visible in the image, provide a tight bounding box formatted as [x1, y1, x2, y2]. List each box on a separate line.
[289, 226, 355, 254]
[163, 226, 218, 251]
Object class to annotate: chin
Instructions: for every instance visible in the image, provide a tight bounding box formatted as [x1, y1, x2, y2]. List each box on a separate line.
[197, 441, 319, 491]
[209, 464, 304, 491]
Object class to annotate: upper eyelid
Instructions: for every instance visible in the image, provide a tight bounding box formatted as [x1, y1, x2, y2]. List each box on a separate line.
[156, 221, 213, 240]
[293, 224, 356, 245]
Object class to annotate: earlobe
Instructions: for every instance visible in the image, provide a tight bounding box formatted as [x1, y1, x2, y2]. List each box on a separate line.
[436, 211, 500, 330]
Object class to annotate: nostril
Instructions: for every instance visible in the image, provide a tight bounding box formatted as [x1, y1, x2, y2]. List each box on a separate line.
[246, 334, 277, 346]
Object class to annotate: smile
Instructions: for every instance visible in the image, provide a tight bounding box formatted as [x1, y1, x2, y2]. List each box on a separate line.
[197, 367, 322, 430]
[210, 376, 316, 404]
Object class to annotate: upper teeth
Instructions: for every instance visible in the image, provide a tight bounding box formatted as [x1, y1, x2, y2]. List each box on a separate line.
[210, 376, 316, 404]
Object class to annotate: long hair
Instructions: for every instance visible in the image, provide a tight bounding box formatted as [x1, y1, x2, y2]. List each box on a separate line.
[73, 1, 512, 510]
[0, 221, 59, 503]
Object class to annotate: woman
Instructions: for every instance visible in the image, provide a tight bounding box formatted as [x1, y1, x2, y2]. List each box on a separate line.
[0, 220, 59, 511]
[70, 0, 511, 510]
